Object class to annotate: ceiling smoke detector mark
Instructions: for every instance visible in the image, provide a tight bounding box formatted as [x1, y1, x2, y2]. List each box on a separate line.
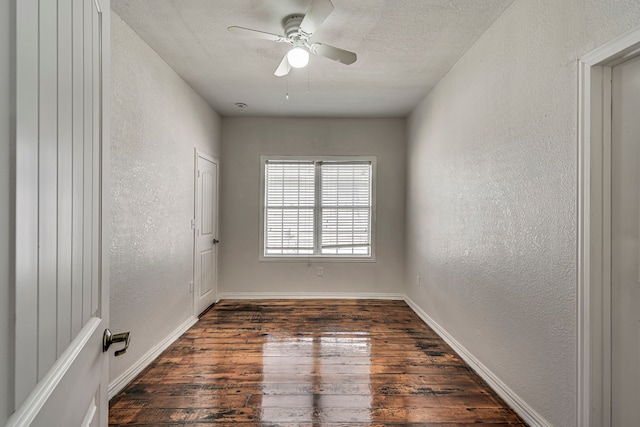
[235, 102, 248, 113]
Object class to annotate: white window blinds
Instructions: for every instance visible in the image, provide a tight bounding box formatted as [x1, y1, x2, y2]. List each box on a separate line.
[320, 162, 372, 255]
[264, 161, 315, 255]
[263, 158, 374, 258]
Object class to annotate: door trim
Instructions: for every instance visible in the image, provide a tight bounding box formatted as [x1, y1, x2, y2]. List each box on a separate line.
[578, 24, 640, 427]
[193, 148, 219, 316]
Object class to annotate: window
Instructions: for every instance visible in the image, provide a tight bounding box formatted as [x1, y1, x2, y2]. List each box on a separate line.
[261, 156, 375, 259]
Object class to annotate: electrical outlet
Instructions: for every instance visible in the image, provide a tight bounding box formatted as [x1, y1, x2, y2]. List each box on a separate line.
[417, 275, 421, 288]
[189, 281, 194, 293]
[317, 267, 324, 277]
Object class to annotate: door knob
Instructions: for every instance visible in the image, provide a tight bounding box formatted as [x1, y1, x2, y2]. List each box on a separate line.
[213, 239, 219, 244]
[103, 329, 130, 357]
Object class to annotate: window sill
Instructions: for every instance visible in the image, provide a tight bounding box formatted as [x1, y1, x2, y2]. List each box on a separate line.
[259, 255, 376, 263]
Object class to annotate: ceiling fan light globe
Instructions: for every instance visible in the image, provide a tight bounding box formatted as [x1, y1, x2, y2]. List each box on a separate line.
[287, 47, 309, 68]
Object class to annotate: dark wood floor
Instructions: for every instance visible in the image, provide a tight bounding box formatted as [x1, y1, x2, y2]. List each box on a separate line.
[109, 299, 527, 426]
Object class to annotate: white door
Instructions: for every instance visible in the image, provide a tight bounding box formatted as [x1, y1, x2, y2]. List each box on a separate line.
[611, 53, 640, 426]
[9, 0, 113, 426]
[194, 153, 219, 315]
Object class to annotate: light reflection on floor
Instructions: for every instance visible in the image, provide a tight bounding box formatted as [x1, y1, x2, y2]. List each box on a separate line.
[260, 333, 372, 424]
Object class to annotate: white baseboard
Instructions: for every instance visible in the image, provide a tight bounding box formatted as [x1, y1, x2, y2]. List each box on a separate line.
[403, 297, 552, 427]
[217, 291, 405, 300]
[108, 316, 198, 400]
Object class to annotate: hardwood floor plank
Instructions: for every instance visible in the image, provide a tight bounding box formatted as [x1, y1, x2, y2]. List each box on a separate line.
[109, 300, 527, 426]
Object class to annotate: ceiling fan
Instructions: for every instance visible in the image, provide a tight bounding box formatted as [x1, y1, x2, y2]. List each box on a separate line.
[228, 0, 357, 77]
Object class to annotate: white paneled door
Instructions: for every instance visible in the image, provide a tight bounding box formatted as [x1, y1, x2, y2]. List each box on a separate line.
[194, 152, 219, 315]
[10, 0, 112, 426]
[611, 53, 640, 426]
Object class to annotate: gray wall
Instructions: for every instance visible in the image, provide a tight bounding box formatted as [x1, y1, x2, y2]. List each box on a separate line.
[110, 13, 222, 384]
[220, 118, 406, 296]
[405, 0, 640, 425]
[0, 1, 14, 423]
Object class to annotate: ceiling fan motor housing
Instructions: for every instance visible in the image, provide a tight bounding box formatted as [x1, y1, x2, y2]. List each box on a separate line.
[284, 15, 306, 40]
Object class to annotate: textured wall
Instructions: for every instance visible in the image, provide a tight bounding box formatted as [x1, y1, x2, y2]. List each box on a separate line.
[220, 118, 405, 296]
[0, 0, 14, 423]
[405, 0, 640, 426]
[110, 13, 221, 383]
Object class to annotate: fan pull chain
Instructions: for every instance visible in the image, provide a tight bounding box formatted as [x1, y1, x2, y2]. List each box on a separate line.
[307, 67, 310, 93]
[286, 76, 290, 100]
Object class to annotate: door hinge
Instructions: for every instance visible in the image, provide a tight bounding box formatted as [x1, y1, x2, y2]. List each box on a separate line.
[197, 170, 201, 177]
[190, 219, 195, 230]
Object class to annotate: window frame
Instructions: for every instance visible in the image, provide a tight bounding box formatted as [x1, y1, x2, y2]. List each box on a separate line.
[259, 155, 377, 262]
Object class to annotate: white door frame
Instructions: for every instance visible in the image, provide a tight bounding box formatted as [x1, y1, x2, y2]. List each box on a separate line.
[578, 25, 640, 427]
[193, 148, 219, 316]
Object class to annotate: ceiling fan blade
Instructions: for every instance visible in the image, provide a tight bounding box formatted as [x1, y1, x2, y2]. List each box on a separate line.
[274, 54, 291, 77]
[300, 0, 334, 35]
[228, 26, 287, 43]
[309, 43, 357, 65]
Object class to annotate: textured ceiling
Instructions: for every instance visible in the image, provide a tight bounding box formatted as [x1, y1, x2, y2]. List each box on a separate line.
[111, 0, 515, 117]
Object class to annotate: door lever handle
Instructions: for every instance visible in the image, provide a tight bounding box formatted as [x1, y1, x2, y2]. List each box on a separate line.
[103, 329, 131, 357]
[213, 239, 219, 244]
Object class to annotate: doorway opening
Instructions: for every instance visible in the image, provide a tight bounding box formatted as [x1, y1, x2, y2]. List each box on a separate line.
[578, 25, 640, 427]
